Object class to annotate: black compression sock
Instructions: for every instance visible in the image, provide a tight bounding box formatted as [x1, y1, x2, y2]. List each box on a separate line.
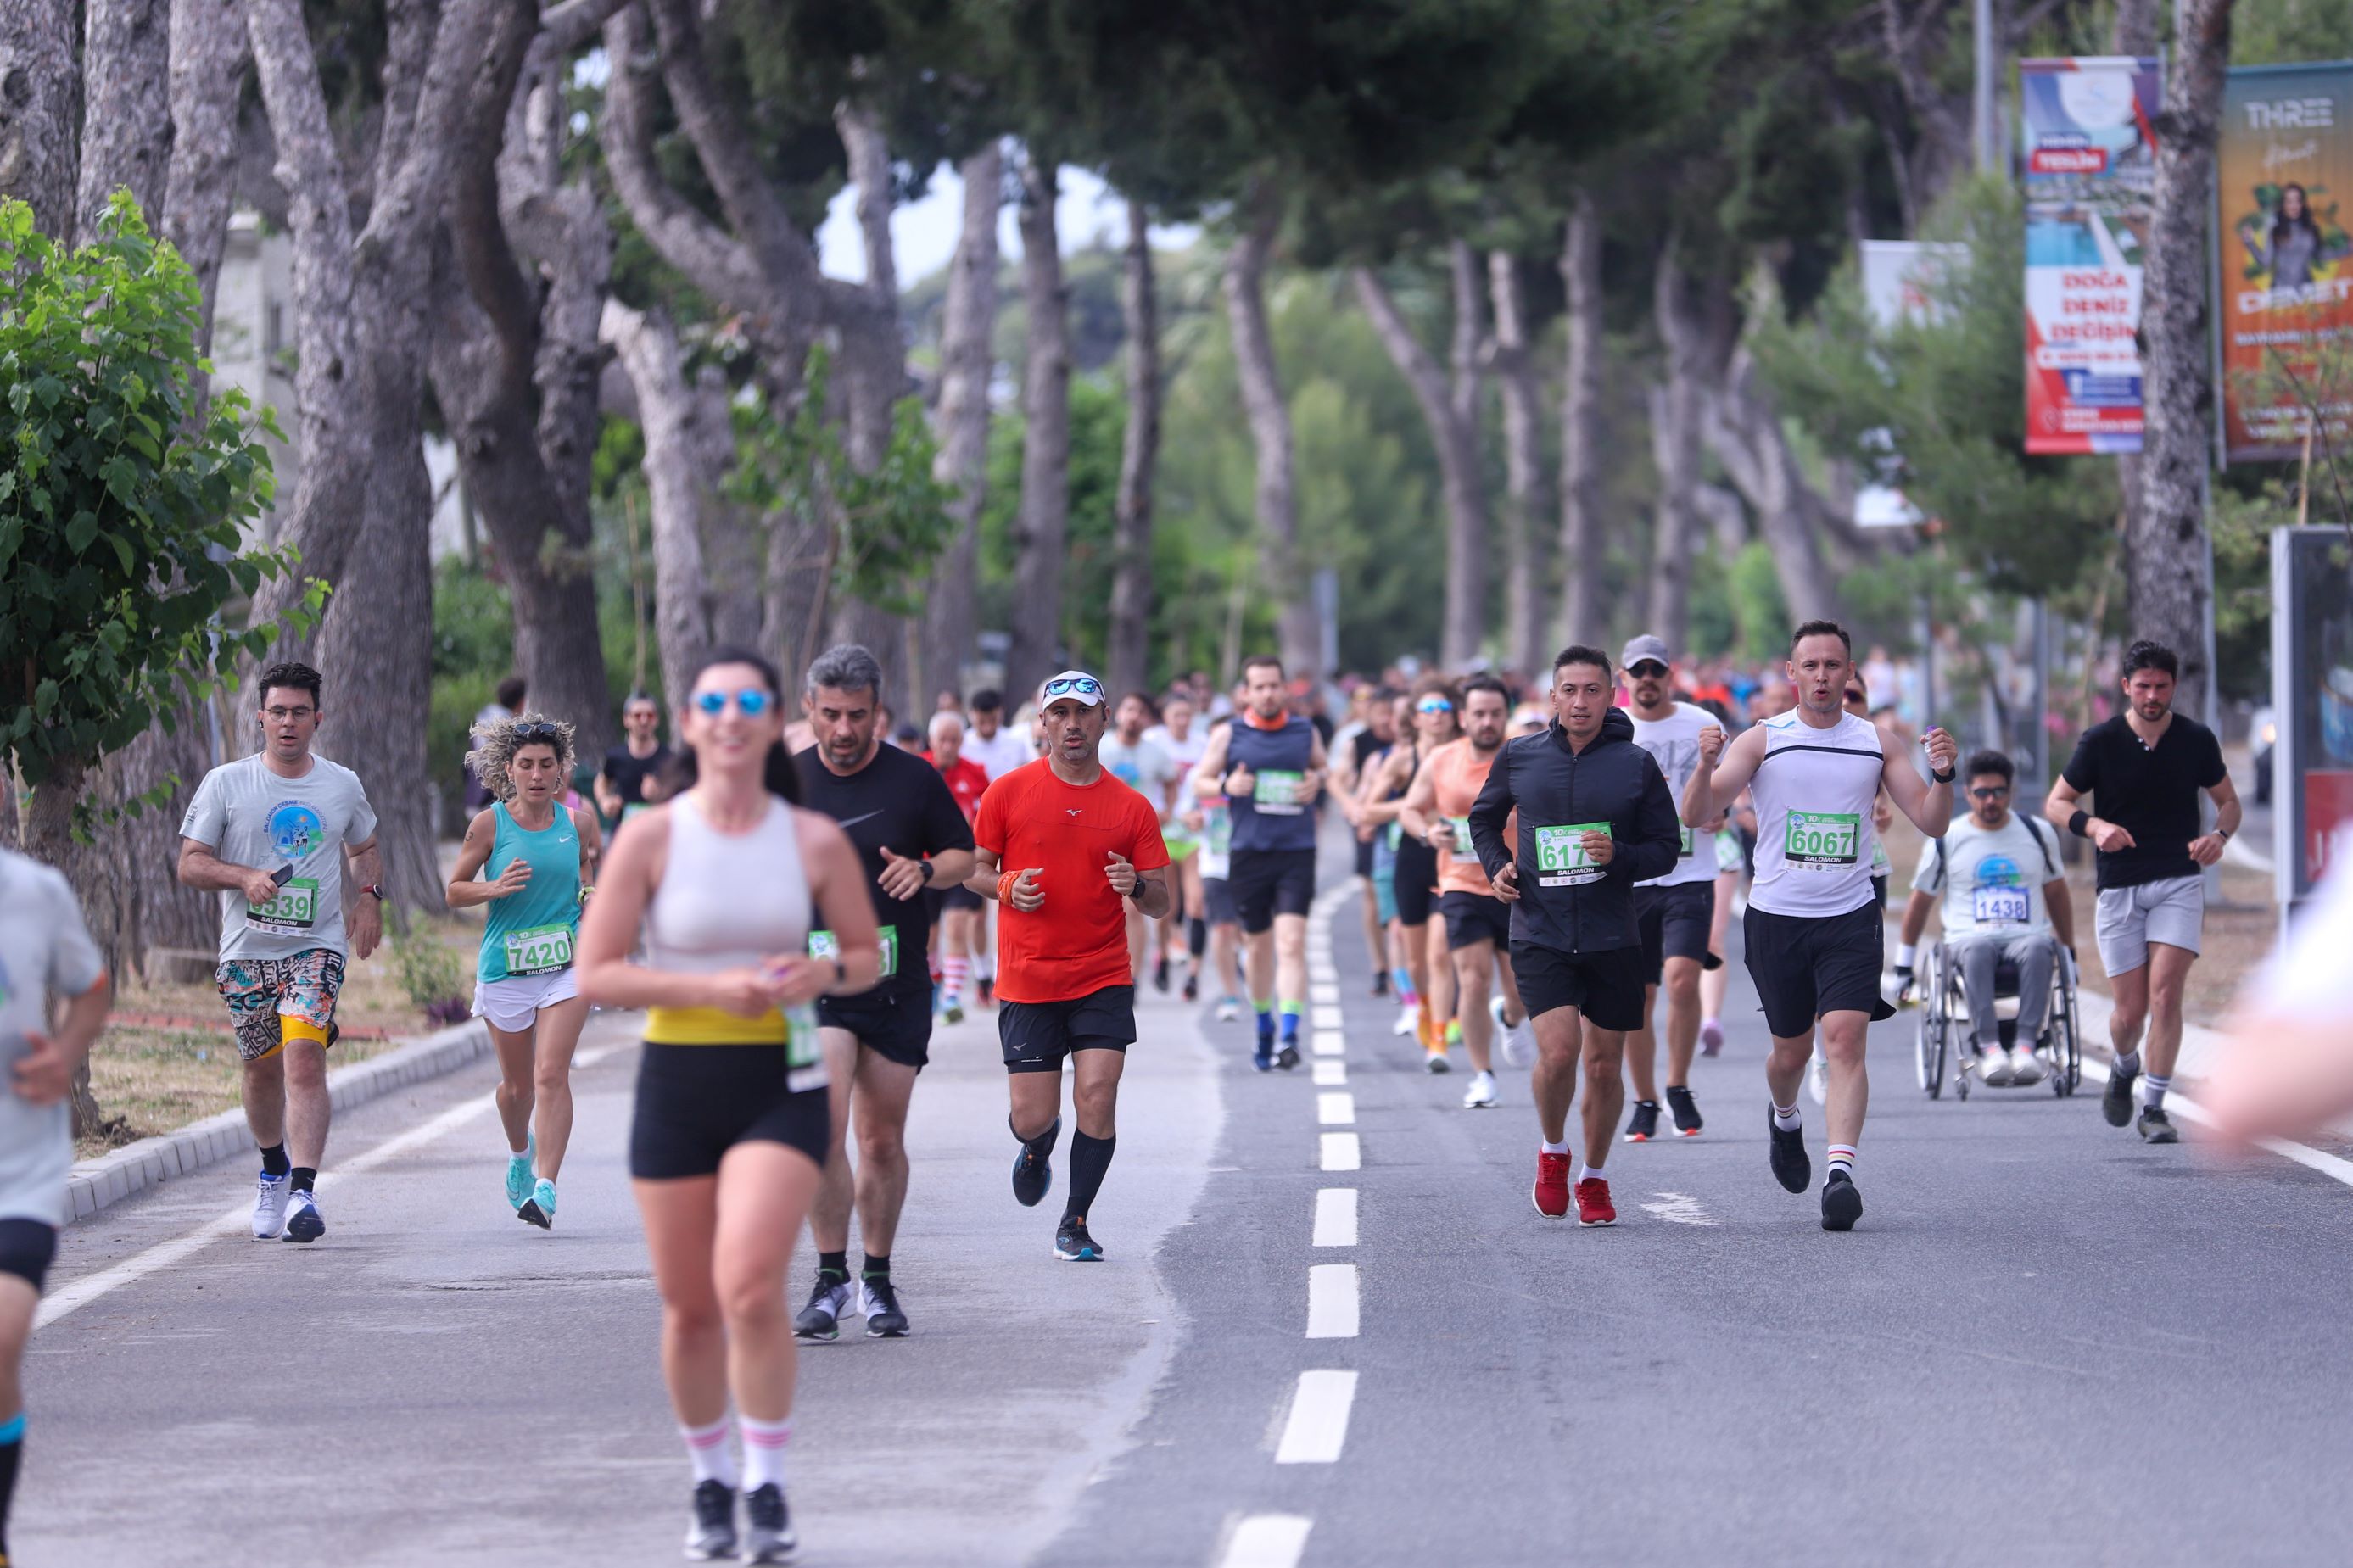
[817, 1251, 848, 1283]
[1064, 1132, 1116, 1222]
[1188, 917, 1207, 957]
[0, 1413, 21, 1565]
[1010, 1114, 1062, 1158]
[259, 1143, 290, 1178]
[860, 1253, 890, 1281]
[289, 1167, 316, 1195]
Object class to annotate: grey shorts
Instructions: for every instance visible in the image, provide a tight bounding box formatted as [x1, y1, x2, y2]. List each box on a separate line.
[2095, 873, 2204, 976]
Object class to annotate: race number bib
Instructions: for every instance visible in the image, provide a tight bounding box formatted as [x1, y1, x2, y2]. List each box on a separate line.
[1971, 885, 2031, 927]
[811, 924, 897, 979]
[1534, 823, 1611, 888]
[1715, 830, 1746, 875]
[785, 1002, 825, 1090]
[1445, 815, 1473, 852]
[1784, 811, 1861, 869]
[1678, 823, 1694, 857]
[1253, 770, 1307, 815]
[247, 878, 319, 935]
[502, 923, 575, 977]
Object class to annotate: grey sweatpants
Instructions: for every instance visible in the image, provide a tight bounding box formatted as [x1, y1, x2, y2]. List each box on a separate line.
[1955, 933, 2052, 1053]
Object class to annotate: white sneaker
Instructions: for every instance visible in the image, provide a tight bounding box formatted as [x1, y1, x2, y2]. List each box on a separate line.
[252, 1171, 291, 1239]
[1491, 996, 1533, 1069]
[1462, 1070, 1497, 1109]
[2008, 1046, 2045, 1085]
[1980, 1048, 2014, 1086]
[1392, 1004, 1419, 1037]
[282, 1186, 325, 1243]
[1216, 996, 1241, 1023]
[1807, 1052, 1828, 1106]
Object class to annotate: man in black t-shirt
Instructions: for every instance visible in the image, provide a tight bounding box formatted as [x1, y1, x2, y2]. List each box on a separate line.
[790, 645, 976, 1342]
[594, 693, 672, 833]
[2045, 640, 2241, 1144]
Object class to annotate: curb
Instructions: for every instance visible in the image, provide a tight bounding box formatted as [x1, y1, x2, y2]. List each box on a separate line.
[65, 1018, 491, 1225]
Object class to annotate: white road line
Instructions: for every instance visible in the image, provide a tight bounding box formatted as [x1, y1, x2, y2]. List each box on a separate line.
[1311, 1030, 1346, 1057]
[38, 1042, 624, 1330]
[1312, 1187, 1357, 1247]
[1310, 1005, 1344, 1030]
[1319, 1132, 1361, 1171]
[1219, 1515, 1313, 1568]
[1274, 1370, 1358, 1463]
[1639, 1191, 1718, 1226]
[1316, 1091, 1355, 1126]
[1311, 1059, 1347, 1086]
[2079, 1057, 2353, 1189]
[1309, 982, 1339, 1005]
[1306, 1263, 1360, 1338]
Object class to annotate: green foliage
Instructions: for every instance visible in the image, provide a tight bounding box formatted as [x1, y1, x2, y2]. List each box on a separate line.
[386, 920, 471, 1021]
[428, 556, 512, 830]
[0, 194, 318, 813]
[977, 372, 1129, 663]
[2235, 0, 2353, 67]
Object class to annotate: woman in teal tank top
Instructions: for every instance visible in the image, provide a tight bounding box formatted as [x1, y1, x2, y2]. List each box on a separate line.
[448, 715, 602, 1229]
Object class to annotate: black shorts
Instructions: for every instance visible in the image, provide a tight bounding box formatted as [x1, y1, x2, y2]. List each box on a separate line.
[1204, 876, 1238, 926]
[926, 884, 986, 916]
[1742, 901, 1897, 1040]
[1440, 890, 1511, 951]
[1872, 873, 1889, 910]
[1227, 849, 1316, 934]
[1635, 881, 1715, 984]
[1393, 837, 1438, 927]
[1354, 835, 1376, 878]
[0, 1217, 57, 1292]
[629, 1043, 830, 1179]
[1509, 942, 1647, 1032]
[817, 978, 935, 1070]
[1000, 985, 1137, 1074]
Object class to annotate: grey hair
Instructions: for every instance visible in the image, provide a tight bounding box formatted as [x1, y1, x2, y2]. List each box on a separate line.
[804, 643, 884, 700]
[927, 709, 964, 744]
[465, 711, 578, 804]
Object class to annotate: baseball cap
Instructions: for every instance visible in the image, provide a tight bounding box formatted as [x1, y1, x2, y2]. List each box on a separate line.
[1038, 671, 1109, 708]
[1619, 634, 1673, 672]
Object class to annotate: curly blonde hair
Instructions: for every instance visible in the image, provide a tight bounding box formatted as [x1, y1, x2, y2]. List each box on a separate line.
[465, 711, 578, 804]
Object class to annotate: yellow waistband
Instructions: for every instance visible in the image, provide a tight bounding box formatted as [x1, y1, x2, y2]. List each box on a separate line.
[643, 1005, 790, 1046]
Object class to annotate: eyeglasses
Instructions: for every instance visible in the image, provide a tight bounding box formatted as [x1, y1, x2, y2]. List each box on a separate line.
[1042, 675, 1104, 701]
[1969, 786, 2010, 799]
[1416, 697, 1455, 714]
[263, 706, 316, 722]
[1842, 691, 1866, 705]
[692, 688, 774, 717]
[512, 721, 563, 743]
[1628, 662, 1669, 679]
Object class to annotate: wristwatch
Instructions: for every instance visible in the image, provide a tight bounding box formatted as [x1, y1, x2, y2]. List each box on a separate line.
[1930, 765, 1956, 784]
[361, 884, 387, 901]
[830, 957, 848, 990]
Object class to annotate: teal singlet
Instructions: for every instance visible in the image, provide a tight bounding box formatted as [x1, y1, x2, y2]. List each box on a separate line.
[478, 801, 585, 983]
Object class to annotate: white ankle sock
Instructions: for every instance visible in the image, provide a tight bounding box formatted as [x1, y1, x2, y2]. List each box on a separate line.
[1540, 1136, 1570, 1155]
[740, 1415, 791, 1493]
[679, 1416, 736, 1487]
[1578, 1163, 1607, 1184]
[1772, 1102, 1802, 1131]
[2142, 1073, 2171, 1110]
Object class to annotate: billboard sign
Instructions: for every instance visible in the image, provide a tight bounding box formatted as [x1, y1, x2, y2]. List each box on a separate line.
[2271, 526, 2353, 904]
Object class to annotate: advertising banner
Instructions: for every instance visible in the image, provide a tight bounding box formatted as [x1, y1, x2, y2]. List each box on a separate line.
[2271, 527, 2353, 904]
[2019, 57, 2161, 455]
[2216, 63, 2353, 464]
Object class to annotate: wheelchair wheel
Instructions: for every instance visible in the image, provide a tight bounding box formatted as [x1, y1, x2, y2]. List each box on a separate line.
[2049, 954, 2082, 1096]
[1914, 951, 1948, 1100]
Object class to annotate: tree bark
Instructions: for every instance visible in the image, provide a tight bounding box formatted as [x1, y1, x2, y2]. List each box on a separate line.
[164, 0, 246, 348]
[0, 0, 79, 237]
[922, 141, 1001, 701]
[75, 0, 170, 243]
[1646, 237, 1703, 652]
[1355, 262, 1489, 667]
[1005, 154, 1070, 704]
[1223, 178, 1319, 680]
[603, 298, 714, 710]
[2131, 0, 2233, 717]
[1488, 248, 1550, 678]
[1557, 193, 1606, 650]
[1109, 198, 1160, 700]
[1704, 345, 1840, 627]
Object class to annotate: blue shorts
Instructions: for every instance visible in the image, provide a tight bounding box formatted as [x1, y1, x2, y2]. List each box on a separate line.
[1371, 834, 1400, 925]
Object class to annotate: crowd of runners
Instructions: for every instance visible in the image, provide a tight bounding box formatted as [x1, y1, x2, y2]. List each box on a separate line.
[0, 616, 2282, 1565]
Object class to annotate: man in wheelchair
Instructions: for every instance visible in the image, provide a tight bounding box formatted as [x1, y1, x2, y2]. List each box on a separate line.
[1893, 750, 2077, 1085]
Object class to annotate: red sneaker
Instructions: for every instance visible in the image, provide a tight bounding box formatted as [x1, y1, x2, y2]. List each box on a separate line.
[1573, 1177, 1617, 1227]
[1532, 1151, 1572, 1219]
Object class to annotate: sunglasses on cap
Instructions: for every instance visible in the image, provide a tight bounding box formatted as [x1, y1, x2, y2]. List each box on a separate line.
[1416, 696, 1455, 714]
[1628, 661, 1670, 678]
[692, 688, 774, 717]
[1042, 675, 1105, 701]
[511, 721, 563, 743]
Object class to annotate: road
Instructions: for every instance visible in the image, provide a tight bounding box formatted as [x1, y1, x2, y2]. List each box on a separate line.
[21, 854, 2353, 1565]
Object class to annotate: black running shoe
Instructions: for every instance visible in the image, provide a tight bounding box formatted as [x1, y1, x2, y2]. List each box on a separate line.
[1820, 1169, 1863, 1231]
[684, 1480, 737, 1560]
[1666, 1085, 1703, 1137]
[793, 1274, 851, 1342]
[1622, 1100, 1660, 1143]
[1054, 1217, 1104, 1261]
[2137, 1107, 2179, 1144]
[741, 1482, 796, 1564]
[860, 1275, 908, 1337]
[2103, 1058, 2140, 1127]
[1276, 1042, 1299, 1071]
[1153, 954, 1171, 994]
[978, 976, 993, 1006]
[1768, 1109, 1812, 1193]
[1182, 971, 1199, 1002]
[1011, 1117, 1059, 1208]
[1372, 969, 1390, 998]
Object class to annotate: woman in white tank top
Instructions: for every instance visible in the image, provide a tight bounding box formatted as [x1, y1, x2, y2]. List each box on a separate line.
[578, 648, 880, 1563]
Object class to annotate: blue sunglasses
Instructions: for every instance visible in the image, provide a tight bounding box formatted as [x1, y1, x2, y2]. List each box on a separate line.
[1042, 675, 1104, 701]
[692, 688, 774, 717]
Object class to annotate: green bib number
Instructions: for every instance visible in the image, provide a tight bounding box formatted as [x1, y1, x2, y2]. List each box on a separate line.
[811, 924, 897, 979]
[785, 1002, 824, 1085]
[1784, 811, 1862, 868]
[248, 878, 319, 935]
[1678, 822, 1694, 857]
[1445, 815, 1473, 852]
[1253, 770, 1306, 815]
[1534, 823, 1611, 887]
[503, 923, 575, 977]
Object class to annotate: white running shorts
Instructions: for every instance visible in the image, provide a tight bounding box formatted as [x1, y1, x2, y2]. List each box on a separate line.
[2094, 873, 2204, 977]
[472, 967, 580, 1033]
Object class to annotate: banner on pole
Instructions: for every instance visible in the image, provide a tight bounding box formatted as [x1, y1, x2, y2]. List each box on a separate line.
[2216, 63, 2353, 464]
[2018, 56, 2160, 455]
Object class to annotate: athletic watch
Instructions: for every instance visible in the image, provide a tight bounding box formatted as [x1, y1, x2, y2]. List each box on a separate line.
[1930, 765, 1956, 784]
[830, 957, 848, 990]
[361, 884, 387, 901]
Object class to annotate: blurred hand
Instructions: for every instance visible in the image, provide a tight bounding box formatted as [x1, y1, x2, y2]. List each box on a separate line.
[1104, 851, 1137, 897]
[1490, 862, 1521, 904]
[877, 846, 929, 901]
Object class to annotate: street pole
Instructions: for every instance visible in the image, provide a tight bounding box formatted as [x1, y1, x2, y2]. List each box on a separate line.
[1974, 0, 1999, 172]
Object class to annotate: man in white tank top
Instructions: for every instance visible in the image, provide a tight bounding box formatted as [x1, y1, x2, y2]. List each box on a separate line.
[1683, 622, 1958, 1232]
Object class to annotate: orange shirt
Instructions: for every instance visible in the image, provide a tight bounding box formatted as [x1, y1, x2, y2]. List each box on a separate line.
[973, 759, 1171, 1003]
[1428, 737, 1510, 897]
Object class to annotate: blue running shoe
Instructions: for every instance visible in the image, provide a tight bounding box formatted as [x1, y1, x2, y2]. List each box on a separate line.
[1012, 1116, 1059, 1208]
[518, 1177, 556, 1230]
[506, 1134, 535, 1210]
[1054, 1217, 1104, 1261]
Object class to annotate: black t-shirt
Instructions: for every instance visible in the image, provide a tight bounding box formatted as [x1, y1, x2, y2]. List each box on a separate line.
[601, 745, 673, 811]
[794, 742, 975, 992]
[1349, 727, 1389, 779]
[2061, 713, 2227, 890]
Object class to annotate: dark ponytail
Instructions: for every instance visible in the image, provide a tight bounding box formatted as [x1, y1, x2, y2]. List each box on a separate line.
[662, 645, 802, 804]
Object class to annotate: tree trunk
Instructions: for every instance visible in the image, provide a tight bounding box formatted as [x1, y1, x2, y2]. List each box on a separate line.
[1109, 198, 1160, 700]
[1557, 193, 1606, 650]
[1223, 178, 1319, 680]
[75, 0, 170, 244]
[1355, 262, 1489, 667]
[1005, 154, 1070, 704]
[1488, 248, 1550, 678]
[2131, 0, 2233, 717]
[1706, 346, 1840, 626]
[0, 0, 79, 237]
[922, 141, 1001, 701]
[1646, 236, 1702, 652]
[603, 299, 714, 709]
[164, 0, 246, 349]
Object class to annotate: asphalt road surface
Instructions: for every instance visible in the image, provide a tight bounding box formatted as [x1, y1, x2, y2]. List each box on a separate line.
[22, 861, 2353, 1566]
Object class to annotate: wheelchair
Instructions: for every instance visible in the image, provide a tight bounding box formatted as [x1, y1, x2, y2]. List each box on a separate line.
[1912, 936, 2082, 1102]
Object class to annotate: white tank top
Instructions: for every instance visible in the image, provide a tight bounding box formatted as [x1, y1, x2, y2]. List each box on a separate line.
[641, 794, 820, 1074]
[1747, 709, 1886, 918]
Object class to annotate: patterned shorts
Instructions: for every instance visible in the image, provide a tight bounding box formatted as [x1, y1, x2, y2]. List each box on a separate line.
[215, 949, 346, 1063]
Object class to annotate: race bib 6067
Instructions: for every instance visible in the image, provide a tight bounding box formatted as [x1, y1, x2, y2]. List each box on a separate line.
[1784, 811, 1861, 869]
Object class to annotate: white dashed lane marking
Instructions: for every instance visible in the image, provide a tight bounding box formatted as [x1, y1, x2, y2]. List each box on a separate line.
[1274, 1370, 1358, 1463]
[1639, 1191, 1717, 1226]
[1312, 1187, 1357, 1247]
[1311, 1030, 1346, 1057]
[1316, 1092, 1355, 1126]
[1311, 1059, 1346, 1085]
[1306, 1263, 1360, 1338]
[1219, 1515, 1313, 1568]
[1320, 1132, 1361, 1172]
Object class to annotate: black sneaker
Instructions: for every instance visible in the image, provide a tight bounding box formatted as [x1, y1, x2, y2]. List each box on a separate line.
[2103, 1058, 2140, 1127]
[860, 1275, 908, 1337]
[1182, 971, 1199, 1002]
[2138, 1107, 2179, 1144]
[1011, 1117, 1059, 1208]
[684, 1480, 737, 1560]
[741, 1482, 796, 1564]
[977, 976, 993, 1006]
[1666, 1085, 1703, 1137]
[1622, 1101, 1660, 1143]
[1768, 1110, 1811, 1193]
[1153, 954, 1171, 994]
[1275, 1041, 1300, 1071]
[1252, 1041, 1275, 1072]
[1820, 1169, 1863, 1231]
[793, 1274, 851, 1342]
[1372, 969, 1390, 998]
[1054, 1217, 1104, 1261]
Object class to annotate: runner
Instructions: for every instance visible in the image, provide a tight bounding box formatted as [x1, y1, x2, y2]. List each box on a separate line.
[968, 672, 1172, 1262]
[789, 644, 976, 1342]
[1191, 656, 1326, 1072]
[1467, 645, 1680, 1223]
[1806, 671, 1899, 1106]
[1333, 688, 1401, 996]
[1145, 694, 1210, 1001]
[176, 661, 385, 1244]
[1353, 690, 1413, 1029]
[447, 714, 601, 1229]
[962, 689, 1035, 1007]
[576, 645, 881, 1564]
[1400, 675, 1532, 1108]
[595, 691, 673, 834]
[1683, 622, 1958, 1231]
[2043, 639, 2238, 1143]
[1099, 694, 1178, 986]
[1616, 635, 1724, 1141]
[1362, 677, 1461, 1064]
[0, 852, 109, 1568]
[1698, 822, 1747, 1056]
[1194, 721, 1247, 1023]
[922, 710, 991, 1025]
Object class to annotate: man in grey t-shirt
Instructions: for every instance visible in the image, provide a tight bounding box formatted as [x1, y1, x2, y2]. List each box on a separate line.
[178, 661, 383, 1244]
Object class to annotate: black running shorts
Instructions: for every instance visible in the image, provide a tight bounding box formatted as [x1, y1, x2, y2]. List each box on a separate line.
[1508, 942, 1646, 1032]
[1392, 836, 1438, 927]
[1440, 890, 1511, 951]
[925, 884, 986, 916]
[629, 1043, 830, 1179]
[1227, 849, 1316, 935]
[1741, 902, 1896, 1040]
[0, 1218, 57, 1292]
[1204, 876, 1239, 927]
[817, 976, 935, 1070]
[1635, 881, 1715, 984]
[1000, 985, 1137, 1074]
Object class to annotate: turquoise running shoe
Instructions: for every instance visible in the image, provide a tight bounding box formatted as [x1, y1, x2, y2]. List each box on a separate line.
[506, 1135, 535, 1210]
[519, 1178, 556, 1230]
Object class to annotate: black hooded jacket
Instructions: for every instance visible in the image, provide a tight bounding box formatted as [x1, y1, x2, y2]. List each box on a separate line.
[1466, 709, 1681, 955]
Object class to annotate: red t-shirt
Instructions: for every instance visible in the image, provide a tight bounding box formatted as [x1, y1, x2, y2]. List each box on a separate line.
[973, 759, 1171, 1003]
[924, 753, 991, 823]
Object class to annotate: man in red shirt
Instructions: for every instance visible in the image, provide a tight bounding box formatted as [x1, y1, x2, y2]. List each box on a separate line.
[924, 711, 992, 1023]
[969, 671, 1172, 1263]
